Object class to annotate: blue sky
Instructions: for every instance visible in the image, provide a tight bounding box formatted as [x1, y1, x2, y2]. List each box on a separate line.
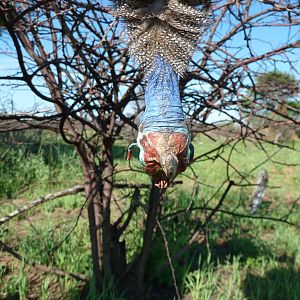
[0, 1, 299, 120]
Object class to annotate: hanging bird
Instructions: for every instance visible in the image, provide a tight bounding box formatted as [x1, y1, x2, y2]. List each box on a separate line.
[117, 0, 211, 188]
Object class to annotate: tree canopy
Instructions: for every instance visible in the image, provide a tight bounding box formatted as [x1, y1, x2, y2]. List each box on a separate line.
[255, 70, 299, 111]
[242, 70, 300, 122]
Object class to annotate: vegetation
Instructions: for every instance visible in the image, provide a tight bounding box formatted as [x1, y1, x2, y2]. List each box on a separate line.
[255, 70, 299, 114]
[1, 131, 299, 299]
[241, 70, 300, 141]
[1, 1, 300, 299]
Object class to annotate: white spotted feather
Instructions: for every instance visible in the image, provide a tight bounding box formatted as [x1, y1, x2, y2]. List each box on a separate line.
[113, 0, 211, 77]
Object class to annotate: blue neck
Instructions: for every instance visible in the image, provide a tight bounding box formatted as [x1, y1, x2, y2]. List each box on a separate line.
[140, 57, 187, 132]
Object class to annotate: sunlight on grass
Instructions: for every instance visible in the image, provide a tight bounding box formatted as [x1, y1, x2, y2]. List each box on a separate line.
[1, 135, 300, 299]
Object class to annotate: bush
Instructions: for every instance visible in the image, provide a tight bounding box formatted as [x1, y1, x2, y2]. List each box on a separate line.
[0, 138, 81, 199]
[0, 148, 50, 199]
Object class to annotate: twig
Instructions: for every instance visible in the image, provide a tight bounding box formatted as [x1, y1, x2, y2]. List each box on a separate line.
[0, 185, 84, 225]
[156, 219, 180, 300]
[149, 181, 234, 282]
[0, 240, 89, 282]
[49, 197, 88, 254]
[0, 181, 182, 226]
[114, 183, 151, 189]
[113, 181, 183, 189]
[114, 188, 140, 239]
[201, 180, 234, 228]
[163, 206, 297, 227]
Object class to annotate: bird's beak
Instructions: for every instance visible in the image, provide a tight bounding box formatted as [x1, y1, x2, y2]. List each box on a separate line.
[161, 153, 178, 180]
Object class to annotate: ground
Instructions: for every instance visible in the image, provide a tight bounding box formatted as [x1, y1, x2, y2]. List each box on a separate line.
[0, 133, 300, 299]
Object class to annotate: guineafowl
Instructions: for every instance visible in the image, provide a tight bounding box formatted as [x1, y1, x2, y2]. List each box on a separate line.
[116, 0, 211, 187]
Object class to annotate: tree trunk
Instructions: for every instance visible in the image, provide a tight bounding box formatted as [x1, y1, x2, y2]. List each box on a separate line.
[102, 137, 114, 279]
[136, 183, 163, 292]
[77, 143, 104, 288]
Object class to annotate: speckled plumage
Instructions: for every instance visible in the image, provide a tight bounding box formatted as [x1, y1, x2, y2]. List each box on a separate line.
[113, 0, 211, 76]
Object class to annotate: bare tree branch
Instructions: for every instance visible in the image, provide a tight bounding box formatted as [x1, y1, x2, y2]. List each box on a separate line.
[0, 185, 84, 225]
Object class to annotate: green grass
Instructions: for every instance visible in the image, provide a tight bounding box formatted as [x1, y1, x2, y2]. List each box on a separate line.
[0, 133, 300, 299]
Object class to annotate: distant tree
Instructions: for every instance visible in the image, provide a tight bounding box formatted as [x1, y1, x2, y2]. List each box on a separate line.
[258, 70, 299, 111]
[252, 70, 299, 116]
